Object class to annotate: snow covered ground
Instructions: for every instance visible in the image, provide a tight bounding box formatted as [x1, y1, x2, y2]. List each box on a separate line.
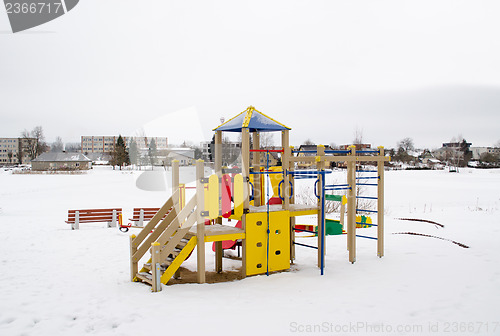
[1, 167, 499, 335]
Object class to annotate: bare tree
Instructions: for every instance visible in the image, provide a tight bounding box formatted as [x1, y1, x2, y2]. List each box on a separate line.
[353, 127, 363, 145]
[21, 126, 48, 159]
[65, 142, 81, 153]
[303, 138, 314, 145]
[397, 137, 415, 152]
[7, 151, 13, 165]
[259, 132, 275, 148]
[51, 136, 64, 152]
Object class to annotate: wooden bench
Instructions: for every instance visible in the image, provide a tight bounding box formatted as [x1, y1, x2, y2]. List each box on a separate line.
[66, 208, 122, 230]
[119, 207, 171, 232]
[128, 208, 163, 227]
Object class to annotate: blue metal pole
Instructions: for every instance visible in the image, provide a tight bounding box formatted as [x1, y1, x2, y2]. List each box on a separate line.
[266, 151, 270, 276]
[320, 171, 326, 275]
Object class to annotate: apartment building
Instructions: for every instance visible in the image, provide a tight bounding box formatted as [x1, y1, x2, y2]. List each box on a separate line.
[0, 137, 35, 165]
[81, 136, 168, 154]
[200, 140, 241, 162]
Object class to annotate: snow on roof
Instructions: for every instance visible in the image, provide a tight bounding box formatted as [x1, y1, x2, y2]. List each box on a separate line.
[167, 151, 195, 159]
[32, 152, 91, 162]
[213, 106, 291, 133]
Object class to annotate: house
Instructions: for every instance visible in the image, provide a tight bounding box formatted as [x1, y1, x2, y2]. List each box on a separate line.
[470, 147, 500, 161]
[338, 143, 372, 151]
[84, 152, 112, 165]
[31, 152, 91, 171]
[296, 144, 334, 169]
[166, 149, 195, 166]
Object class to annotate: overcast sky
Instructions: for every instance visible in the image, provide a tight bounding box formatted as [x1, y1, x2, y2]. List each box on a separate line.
[1, 0, 500, 149]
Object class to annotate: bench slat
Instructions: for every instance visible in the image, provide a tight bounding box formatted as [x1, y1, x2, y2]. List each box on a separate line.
[67, 208, 122, 226]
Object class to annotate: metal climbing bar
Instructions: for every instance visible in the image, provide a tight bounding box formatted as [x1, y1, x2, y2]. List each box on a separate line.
[249, 171, 283, 175]
[293, 241, 318, 249]
[288, 170, 332, 175]
[292, 150, 318, 153]
[356, 222, 378, 226]
[326, 184, 349, 187]
[356, 196, 378, 200]
[357, 183, 378, 186]
[325, 187, 351, 191]
[249, 149, 284, 153]
[294, 175, 318, 180]
[356, 170, 378, 173]
[324, 150, 351, 154]
[356, 209, 378, 213]
[356, 235, 378, 240]
[356, 176, 379, 180]
[357, 150, 380, 154]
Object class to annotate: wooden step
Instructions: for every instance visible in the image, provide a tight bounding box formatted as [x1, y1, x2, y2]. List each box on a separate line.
[176, 238, 190, 249]
[136, 272, 153, 285]
[143, 256, 174, 272]
[185, 232, 195, 239]
[168, 247, 183, 259]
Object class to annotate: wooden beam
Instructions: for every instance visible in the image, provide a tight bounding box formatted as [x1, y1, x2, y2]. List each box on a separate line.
[241, 128, 250, 278]
[130, 234, 138, 282]
[252, 132, 261, 207]
[196, 160, 206, 284]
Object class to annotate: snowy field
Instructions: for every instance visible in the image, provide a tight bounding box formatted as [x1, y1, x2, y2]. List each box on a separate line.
[1, 166, 499, 336]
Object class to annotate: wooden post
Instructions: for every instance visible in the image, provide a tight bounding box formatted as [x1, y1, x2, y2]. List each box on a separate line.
[288, 146, 296, 262]
[340, 201, 345, 232]
[215, 131, 222, 176]
[151, 242, 162, 292]
[172, 160, 180, 206]
[130, 234, 138, 281]
[215, 131, 223, 225]
[241, 128, 250, 277]
[252, 132, 261, 206]
[73, 210, 79, 230]
[215, 241, 223, 273]
[377, 146, 385, 258]
[347, 145, 356, 263]
[316, 145, 325, 268]
[281, 131, 293, 263]
[196, 160, 206, 283]
[281, 130, 290, 211]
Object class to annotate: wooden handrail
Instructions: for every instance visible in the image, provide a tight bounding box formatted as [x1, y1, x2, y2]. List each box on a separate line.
[131, 192, 198, 264]
[156, 195, 197, 247]
[132, 189, 179, 248]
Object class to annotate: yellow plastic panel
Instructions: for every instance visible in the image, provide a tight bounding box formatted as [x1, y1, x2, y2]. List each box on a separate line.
[268, 211, 290, 272]
[245, 212, 268, 276]
[208, 174, 219, 219]
[269, 166, 283, 198]
[245, 211, 290, 276]
[233, 174, 244, 217]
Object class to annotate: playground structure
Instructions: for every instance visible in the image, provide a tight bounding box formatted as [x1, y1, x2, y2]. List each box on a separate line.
[129, 106, 390, 291]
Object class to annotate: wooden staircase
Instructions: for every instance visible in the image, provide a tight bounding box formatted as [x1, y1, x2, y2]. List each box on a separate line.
[130, 189, 201, 291]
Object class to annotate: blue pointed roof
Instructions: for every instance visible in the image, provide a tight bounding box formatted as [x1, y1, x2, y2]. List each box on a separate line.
[213, 106, 291, 133]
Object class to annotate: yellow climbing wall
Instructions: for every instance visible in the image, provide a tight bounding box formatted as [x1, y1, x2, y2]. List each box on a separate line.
[245, 211, 290, 276]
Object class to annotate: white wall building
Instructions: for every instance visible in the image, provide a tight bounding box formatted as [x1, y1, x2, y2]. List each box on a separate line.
[81, 136, 168, 154]
[0, 137, 35, 165]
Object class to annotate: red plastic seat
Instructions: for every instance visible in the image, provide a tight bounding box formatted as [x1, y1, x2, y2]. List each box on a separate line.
[267, 197, 283, 205]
